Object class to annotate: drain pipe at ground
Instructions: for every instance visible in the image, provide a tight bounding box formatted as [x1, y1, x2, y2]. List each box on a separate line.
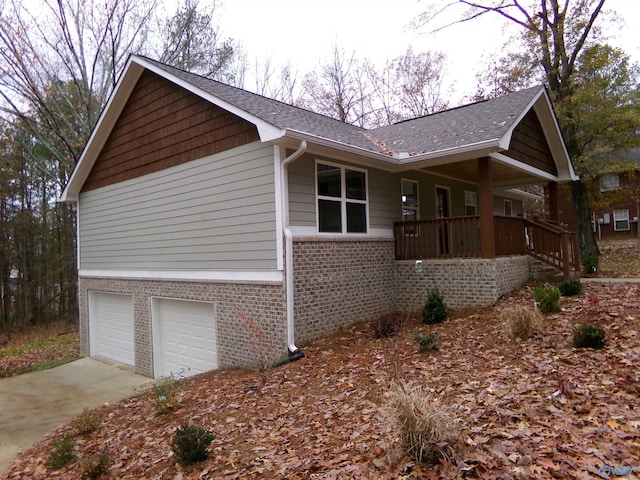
[273, 141, 307, 367]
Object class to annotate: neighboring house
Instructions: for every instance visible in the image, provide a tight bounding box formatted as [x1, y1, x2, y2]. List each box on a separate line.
[60, 55, 578, 378]
[592, 150, 640, 241]
[556, 148, 640, 242]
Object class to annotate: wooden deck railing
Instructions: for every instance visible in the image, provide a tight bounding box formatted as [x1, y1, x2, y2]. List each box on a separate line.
[393, 216, 579, 278]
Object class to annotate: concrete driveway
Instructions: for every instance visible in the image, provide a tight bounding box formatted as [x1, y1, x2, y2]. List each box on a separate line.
[0, 358, 153, 476]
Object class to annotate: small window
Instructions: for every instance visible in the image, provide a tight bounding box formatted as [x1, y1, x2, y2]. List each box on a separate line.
[317, 162, 368, 234]
[591, 212, 596, 232]
[401, 179, 419, 221]
[465, 191, 477, 215]
[504, 199, 513, 216]
[600, 174, 620, 192]
[614, 209, 630, 231]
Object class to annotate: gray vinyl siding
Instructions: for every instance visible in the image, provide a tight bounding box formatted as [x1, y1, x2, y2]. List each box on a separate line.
[287, 154, 398, 231]
[79, 142, 278, 271]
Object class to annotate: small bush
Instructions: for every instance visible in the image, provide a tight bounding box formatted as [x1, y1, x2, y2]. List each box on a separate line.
[172, 423, 215, 465]
[411, 327, 439, 351]
[558, 280, 583, 297]
[387, 381, 460, 464]
[533, 286, 561, 313]
[152, 372, 185, 415]
[47, 433, 76, 469]
[503, 305, 541, 340]
[573, 324, 605, 349]
[422, 288, 447, 324]
[582, 255, 599, 275]
[371, 313, 403, 338]
[81, 448, 112, 479]
[73, 409, 102, 435]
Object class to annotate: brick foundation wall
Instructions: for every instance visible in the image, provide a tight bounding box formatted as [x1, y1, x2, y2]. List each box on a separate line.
[292, 237, 397, 345]
[396, 256, 530, 311]
[78, 277, 286, 377]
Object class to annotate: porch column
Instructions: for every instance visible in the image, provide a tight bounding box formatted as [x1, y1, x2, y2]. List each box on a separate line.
[478, 157, 495, 258]
[548, 181, 559, 223]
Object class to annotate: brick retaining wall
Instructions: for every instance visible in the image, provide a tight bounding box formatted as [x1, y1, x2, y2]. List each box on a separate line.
[292, 237, 397, 345]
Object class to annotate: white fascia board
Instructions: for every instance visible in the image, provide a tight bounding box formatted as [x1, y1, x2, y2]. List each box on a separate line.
[494, 187, 543, 201]
[490, 152, 558, 182]
[136, 57, 285, 142]
[59, 57, 145, 202]
[533, 94, 578, 181]
[79, 269, 283, 284]
[498, 87, 545, 150]
[285, 129, 501, 172]
[393, 139, 500, 171]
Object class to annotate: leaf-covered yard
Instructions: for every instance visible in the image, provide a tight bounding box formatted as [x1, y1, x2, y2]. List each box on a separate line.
[4, 280, 640, 480]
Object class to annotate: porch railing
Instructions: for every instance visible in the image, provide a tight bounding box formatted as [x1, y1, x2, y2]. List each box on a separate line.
[393, 216, 579, 278]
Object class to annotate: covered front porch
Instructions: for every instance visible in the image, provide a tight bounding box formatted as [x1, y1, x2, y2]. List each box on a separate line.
[393, 156, 580, 280]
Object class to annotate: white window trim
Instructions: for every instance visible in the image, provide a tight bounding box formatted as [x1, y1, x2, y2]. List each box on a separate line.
[464, 190, 477, 216]
[401, 178, 419, 221]
[591, 212, 597, 233]
[504, 199, 513, 216]
[613, 209, 630, 231]
[434, 185, 451, 218]
[315, 160, 369, 235]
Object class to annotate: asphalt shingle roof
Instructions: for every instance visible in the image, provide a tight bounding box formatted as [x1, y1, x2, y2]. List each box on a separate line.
[143, 57, 543, 158]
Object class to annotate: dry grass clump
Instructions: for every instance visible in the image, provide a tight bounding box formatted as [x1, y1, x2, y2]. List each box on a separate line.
[387, 381, 460, 464]
[503, 305, 542, 340]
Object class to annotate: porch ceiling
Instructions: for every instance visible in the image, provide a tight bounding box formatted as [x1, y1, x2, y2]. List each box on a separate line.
[420, 157, 546, 189]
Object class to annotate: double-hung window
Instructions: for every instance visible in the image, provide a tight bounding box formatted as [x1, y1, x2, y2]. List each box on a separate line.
[599, 174, 620, 192]
[317, 162, 368, 233]
[614, 209, 630, 231]
[401, 179, 419, 221]
[464, 191, 477, 215]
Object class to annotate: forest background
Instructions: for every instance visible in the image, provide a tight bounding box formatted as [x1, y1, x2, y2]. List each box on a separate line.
[0, 0, 638, 334]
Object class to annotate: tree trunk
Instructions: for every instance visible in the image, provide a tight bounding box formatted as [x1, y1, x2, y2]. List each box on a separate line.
[571, 179, 599, 261]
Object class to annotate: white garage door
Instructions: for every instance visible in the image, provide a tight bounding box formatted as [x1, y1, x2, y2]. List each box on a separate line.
[152, 298, 217, 378]
[89, 292, 135, 366]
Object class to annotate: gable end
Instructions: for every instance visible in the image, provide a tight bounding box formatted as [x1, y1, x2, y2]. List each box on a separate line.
[81, 70, 260, 192]
[504, 110, 557, 176]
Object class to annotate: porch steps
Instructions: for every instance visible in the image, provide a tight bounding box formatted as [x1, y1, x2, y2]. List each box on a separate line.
[529, 259, 565, 282]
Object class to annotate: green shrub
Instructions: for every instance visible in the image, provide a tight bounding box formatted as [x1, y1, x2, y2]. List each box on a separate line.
[411, 327, 439, 351]
[422, 288, 447, 324]
[81, 448, 112, 479]
[73, 409, 102, 435]
[533, 286, 561, 313]
[371, 313, 403, 339]
[582, 255, 599, 275]
[387, 381, 460, 464]
[172, 423, 215, 465]
[503, 305, 541, 341]
[573, 324, 605, 349]
[47, 433, 76, 469]
[558, 280, 583, 297]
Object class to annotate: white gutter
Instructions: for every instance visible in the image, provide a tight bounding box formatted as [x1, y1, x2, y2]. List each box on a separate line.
[281, 140, 307, 354]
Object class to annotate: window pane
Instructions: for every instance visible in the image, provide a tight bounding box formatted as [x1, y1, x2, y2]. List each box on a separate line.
[600, 174, 620, 192]
[346, 202, 367, 233]
[402, 180, 418, 208]
[345, 169, 366, 200]
[317, 164, 341, 197]
[318, 199, 342, 232]
[614, 209, 630, 231]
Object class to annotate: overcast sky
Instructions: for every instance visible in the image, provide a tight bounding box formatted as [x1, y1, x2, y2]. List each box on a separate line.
[220, 0, 640, 103]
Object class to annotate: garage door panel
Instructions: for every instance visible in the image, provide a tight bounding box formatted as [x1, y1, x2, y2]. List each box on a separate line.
[153, 298, 217, 378]
[90, 292, 135, 366]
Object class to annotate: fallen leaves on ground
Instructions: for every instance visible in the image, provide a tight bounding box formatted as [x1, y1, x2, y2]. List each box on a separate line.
[597, 243, 640, 278]
[0, 332, 80, 378]
[4, 281, 640, 480]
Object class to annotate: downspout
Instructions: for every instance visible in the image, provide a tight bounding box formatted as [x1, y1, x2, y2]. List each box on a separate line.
[274, 140, 307, 366]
